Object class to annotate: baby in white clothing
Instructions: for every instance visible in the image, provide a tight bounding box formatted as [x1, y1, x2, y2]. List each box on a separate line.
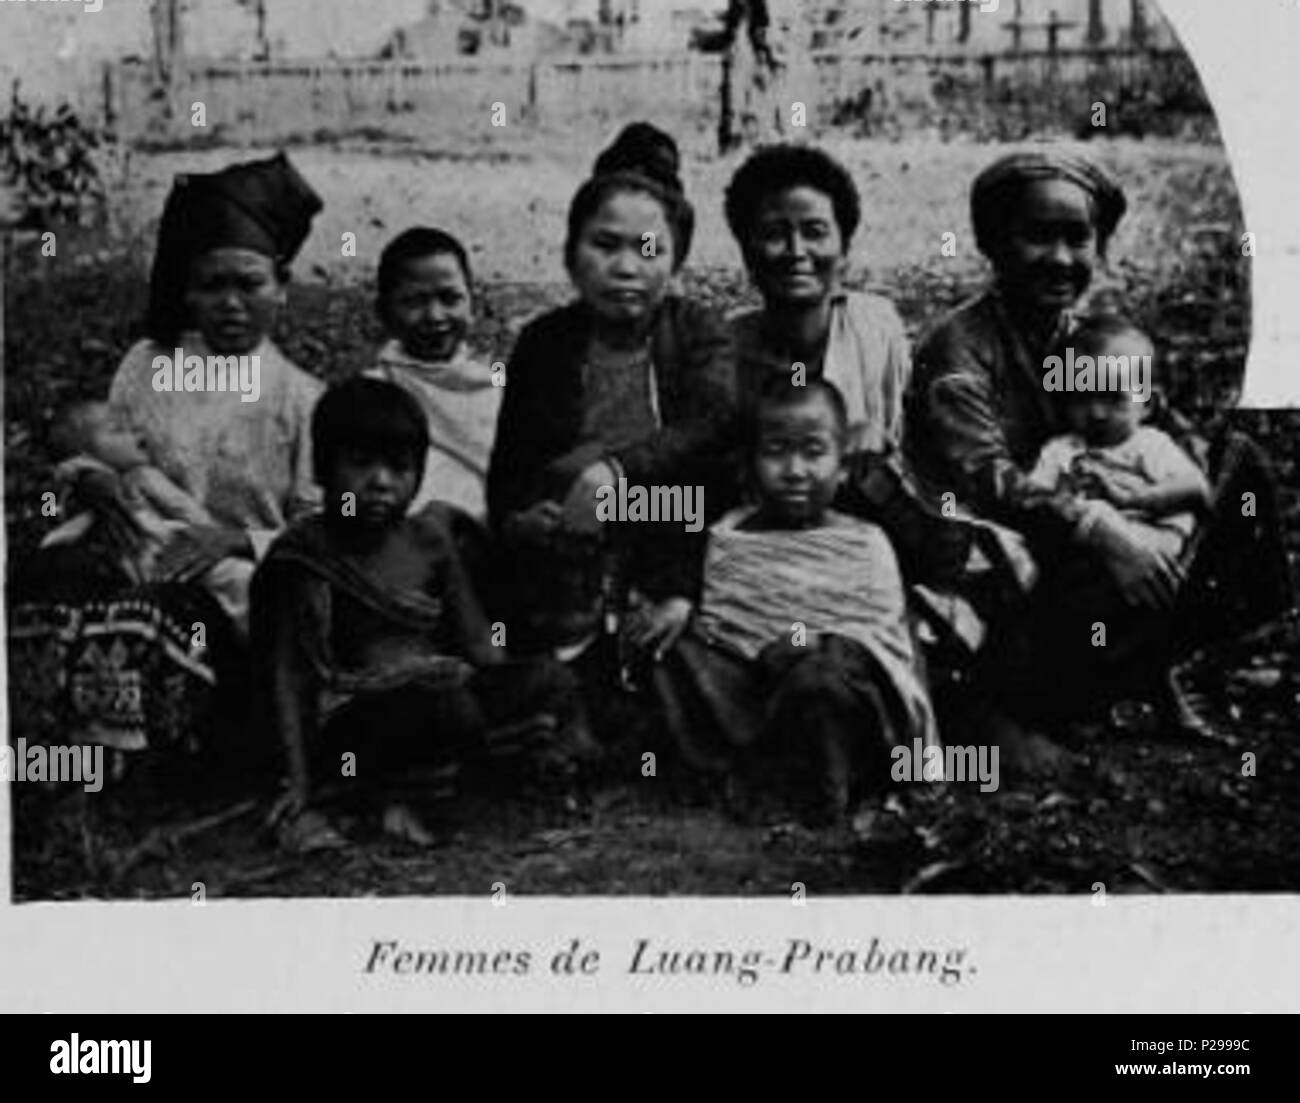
[42, 400, 253, 626]
[1028, 319, 1211, 559]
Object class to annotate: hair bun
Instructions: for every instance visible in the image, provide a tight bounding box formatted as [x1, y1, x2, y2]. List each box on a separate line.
[594, 122, 682, 194]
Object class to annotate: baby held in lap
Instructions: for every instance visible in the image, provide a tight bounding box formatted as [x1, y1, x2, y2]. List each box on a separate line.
[1029, 319, 1211, 562]
[41, 399, 252, 624]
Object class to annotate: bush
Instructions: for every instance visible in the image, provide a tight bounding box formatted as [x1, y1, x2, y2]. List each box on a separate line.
[0, 85, 109, 229]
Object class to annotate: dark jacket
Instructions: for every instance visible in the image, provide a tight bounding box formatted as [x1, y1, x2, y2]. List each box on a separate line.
[487, 295, 739, 603]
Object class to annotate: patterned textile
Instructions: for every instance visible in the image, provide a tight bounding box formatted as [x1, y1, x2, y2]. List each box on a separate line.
[7, 335, 320, 755]
[579, 339, 662, 456]
[694, 506, 938, 748]
[7, 590, 215, 752]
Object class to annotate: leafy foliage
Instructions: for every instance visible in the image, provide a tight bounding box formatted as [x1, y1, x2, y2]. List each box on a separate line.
[0, 87, 109, 229]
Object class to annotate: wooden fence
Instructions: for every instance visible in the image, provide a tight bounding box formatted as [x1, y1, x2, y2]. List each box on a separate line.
[100, 46, 1206, 146]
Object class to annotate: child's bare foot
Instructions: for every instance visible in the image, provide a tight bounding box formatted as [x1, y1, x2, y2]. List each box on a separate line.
[1162, 664, 1238, 745]
[277, 809, 348, 853]
[381, 802, 438, 847]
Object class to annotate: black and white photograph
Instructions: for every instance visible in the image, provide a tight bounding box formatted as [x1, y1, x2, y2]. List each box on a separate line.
[1, 0, 1295, 922]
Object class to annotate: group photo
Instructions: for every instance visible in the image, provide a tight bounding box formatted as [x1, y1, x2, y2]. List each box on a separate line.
[3, 0, 1296, 899]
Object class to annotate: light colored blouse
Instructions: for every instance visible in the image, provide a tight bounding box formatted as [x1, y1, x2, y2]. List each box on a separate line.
[366, 339, 502, 521]
[107, 332, 322, 560]
[730, 290, 913, 456]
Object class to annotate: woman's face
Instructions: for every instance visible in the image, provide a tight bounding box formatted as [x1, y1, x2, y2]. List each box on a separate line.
[746, 186, 845, 309]
[994, 179, 1099, 314]
[185, 247, 286, 355]
[569, 190, 675, 326]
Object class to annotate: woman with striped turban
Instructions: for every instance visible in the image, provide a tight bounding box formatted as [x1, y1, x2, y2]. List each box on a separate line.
[904, 150, 1287, 752]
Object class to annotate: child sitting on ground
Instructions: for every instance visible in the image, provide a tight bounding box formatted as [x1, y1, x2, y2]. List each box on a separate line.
[366, 227, 501, 523]
[646, 377, 938, 822]
[252, 377, 596, 852]
[41, 399, 253, 630]
[1027, 318, 1211, 562]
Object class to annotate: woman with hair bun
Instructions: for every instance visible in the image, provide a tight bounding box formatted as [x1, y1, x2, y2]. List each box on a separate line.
[487, 122, 738, 677]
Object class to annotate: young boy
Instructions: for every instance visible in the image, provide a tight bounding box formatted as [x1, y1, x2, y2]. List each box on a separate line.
[1028, 318, 1211, 561]
[643, 377, 937, 821]
[41, 399, 253, 628]
[253, 378, 595, 852]
[367, 227, 501, 522]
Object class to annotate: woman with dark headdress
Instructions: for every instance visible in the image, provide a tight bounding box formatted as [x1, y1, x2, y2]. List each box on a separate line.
[905, 150, 1291, 742]
[487, 122, 737, 681]
[8, 152, 324, 755]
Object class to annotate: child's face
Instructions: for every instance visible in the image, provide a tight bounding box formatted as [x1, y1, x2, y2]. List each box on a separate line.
[746, 186, 846, 308]
[326, 445, 420, 530]
[384, 253, 473, 362]
[569, 190, 675, 326]
[1065, 333, 1153, 446]
[752, 395, 846, 527]
[82, 407, 150, 470]
[1065, 391, 1141, 448]
[185, 247, 285, 355]
[995, 179, 1098, 315]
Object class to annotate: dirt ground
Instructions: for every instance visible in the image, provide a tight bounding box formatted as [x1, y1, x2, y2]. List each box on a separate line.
[6, 133, 1297, 899]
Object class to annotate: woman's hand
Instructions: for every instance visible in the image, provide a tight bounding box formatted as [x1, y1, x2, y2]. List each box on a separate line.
[1096, 520, 1184, 609]
[625, 596, 693, 662]
[1089, 469, 1142, 509]
[560, 460, 618, 537]
[155, 525, 250, 583]
[68, 466, 148, 557]
[503, 500, 564, 545]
